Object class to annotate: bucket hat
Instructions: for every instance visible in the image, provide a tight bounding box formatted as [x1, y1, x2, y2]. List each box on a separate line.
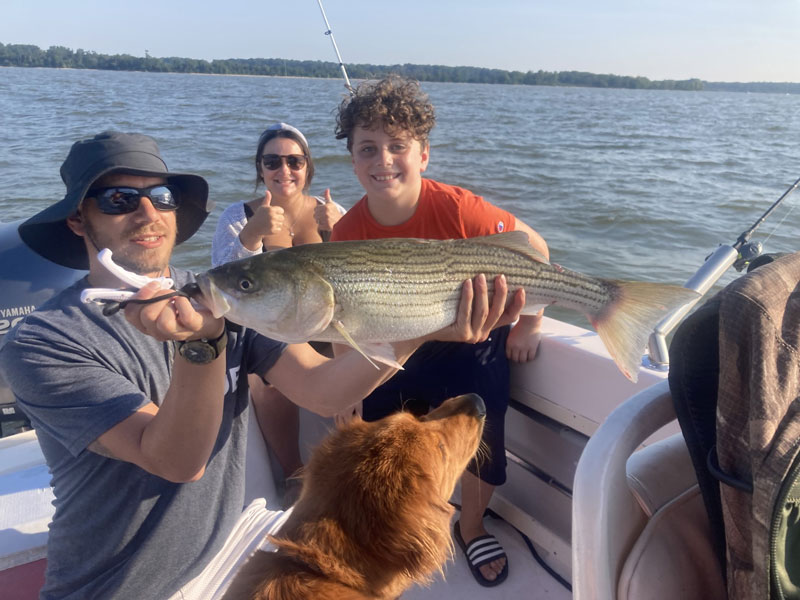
[18, 130, 212, 270]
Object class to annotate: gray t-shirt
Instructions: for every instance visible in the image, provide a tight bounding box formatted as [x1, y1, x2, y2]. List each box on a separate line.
[0, 268, 286, 599]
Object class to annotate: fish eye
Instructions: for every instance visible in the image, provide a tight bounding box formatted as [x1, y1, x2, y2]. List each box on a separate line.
[238, 277, 255, 291]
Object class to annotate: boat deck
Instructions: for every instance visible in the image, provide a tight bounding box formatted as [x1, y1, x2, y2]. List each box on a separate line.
[1, 316, 672, 599]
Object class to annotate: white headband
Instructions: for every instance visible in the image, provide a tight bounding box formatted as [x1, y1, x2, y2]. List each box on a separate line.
[260, 122, 309, 149]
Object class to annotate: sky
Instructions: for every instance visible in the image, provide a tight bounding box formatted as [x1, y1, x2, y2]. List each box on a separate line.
[3, 0, 800, 83]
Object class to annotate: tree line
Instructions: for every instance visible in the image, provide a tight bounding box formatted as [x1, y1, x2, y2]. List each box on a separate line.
[2, 42, 797, 94]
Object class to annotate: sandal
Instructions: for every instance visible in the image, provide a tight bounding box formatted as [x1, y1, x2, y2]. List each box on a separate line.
[453, 520, 509, 587]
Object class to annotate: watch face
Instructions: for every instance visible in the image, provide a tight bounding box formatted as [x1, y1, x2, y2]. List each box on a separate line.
[180, 340, 215, 364]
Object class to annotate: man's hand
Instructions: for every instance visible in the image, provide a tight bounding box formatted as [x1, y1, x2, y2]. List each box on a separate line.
[123, 281, 224, 342]
[430, 274, 525, 344]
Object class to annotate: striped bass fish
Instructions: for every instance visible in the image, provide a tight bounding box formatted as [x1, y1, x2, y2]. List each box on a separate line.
[194, 232, 699, 382]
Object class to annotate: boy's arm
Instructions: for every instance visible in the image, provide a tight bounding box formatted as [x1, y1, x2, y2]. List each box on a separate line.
[514, 218, 549, 261]
[505, 218, 548, 362]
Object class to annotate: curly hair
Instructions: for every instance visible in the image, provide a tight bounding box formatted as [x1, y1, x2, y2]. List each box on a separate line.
[335, 75, 436, 152]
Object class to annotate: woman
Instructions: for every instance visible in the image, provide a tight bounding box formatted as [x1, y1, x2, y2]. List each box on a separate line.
[212, 122, 344, 262]
[212, 123, 345, 508]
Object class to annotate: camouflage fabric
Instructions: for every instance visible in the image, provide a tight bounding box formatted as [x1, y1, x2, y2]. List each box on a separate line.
[716, 251, 800, 599]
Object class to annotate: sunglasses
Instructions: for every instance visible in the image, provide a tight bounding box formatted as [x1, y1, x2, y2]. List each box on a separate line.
[85, 185, 180, 215]
[260, 154, 307, 171]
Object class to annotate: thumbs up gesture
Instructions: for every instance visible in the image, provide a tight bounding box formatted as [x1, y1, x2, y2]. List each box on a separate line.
[239, 190, 288, 251]
[313, 189, 342, 232]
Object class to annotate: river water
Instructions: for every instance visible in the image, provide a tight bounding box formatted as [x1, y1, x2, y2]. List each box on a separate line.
[1, 66, 798, 317]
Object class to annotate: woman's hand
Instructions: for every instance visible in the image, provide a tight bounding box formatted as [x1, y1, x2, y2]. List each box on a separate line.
[239, 190, 289, 250]
[313, 188, 342, 232]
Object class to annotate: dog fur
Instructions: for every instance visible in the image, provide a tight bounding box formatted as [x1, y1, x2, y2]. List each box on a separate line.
[228, 393, 485, 600]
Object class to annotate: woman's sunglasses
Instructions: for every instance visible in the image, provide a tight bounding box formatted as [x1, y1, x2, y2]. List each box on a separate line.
[85, 185, 180, 215]
[260, 154, 307, 171]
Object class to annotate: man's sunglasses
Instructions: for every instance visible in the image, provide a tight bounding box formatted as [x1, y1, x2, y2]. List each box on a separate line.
[85, 185, 180, 215]
[260, 154, 307, 171]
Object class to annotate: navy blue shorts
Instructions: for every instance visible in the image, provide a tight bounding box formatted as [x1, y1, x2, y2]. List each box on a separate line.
[361, 325, 510, 486]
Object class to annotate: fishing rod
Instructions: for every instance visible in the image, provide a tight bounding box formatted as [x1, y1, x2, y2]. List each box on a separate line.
[733, 174, 800, 251]
[315, 0, 354, 94]
[647, 174, 799, 367]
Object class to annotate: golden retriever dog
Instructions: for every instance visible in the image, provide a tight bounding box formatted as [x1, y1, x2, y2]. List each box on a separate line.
[227, 393, 486, 600]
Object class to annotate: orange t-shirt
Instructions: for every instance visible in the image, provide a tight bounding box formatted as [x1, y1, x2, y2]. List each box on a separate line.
[330, 178, 516, 242]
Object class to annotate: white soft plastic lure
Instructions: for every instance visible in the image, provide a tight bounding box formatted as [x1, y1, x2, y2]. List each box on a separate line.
[79, 249, 174, 306]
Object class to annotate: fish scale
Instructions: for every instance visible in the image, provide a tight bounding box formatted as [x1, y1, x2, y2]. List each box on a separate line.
[318, 240, 614, 318]
[196, 232, 699, 381]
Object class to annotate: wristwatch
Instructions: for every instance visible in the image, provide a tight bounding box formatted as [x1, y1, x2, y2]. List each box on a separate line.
[176, 329, 228, 364]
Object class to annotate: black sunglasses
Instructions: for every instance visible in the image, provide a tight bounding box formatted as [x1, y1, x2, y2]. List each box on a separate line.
[85, 185, 180, 215]
[260, 154, 307, 171]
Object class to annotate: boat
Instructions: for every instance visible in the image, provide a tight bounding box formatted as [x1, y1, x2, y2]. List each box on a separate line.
[3, 204, 772, 600]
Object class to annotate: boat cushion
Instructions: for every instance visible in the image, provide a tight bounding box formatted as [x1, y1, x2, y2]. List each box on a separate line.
[617, 486, 727, 600]
[626, 432, 697, 517]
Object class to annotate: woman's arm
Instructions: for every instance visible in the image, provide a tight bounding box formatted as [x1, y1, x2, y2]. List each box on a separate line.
[211, 202, 263, 267]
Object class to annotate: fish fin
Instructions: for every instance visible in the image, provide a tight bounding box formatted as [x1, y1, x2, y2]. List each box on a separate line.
[470, 231, 550, 264]
[331, 320, 382, 370]
[590, 281, 700, 383]
[358, 343, 405, 370]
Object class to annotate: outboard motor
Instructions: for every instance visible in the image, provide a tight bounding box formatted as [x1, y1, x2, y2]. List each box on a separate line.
[0, 219, 85, 437]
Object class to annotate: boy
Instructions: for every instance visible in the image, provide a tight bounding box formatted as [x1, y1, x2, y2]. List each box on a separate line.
[331, 75, 549, 587]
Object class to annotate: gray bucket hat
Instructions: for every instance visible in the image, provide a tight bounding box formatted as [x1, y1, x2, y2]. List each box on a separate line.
[18, 130, 212, 270]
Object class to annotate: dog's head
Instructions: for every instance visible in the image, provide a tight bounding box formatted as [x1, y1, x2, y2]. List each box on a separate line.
[270, 393, 486, 597]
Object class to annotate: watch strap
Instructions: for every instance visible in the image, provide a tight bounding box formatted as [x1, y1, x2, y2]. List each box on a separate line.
[176, 328, 228, 364]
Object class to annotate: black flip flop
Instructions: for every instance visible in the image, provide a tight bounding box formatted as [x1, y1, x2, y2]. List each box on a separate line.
[453, 520, 509, 587]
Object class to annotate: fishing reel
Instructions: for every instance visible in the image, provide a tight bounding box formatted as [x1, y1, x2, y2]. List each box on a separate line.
[733, 240, 763, 272]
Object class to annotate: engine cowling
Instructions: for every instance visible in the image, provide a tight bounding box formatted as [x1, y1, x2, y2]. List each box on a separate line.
[0, 219, 85, 435]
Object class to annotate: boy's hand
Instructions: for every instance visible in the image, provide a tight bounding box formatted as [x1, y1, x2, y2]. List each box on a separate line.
[313, 189, 342, 232]
[429, 274, 524, 344]
[123, 282, 224, 342]
[506, 315, 542, 363]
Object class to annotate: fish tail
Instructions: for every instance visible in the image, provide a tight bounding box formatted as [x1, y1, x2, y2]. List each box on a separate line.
[590, 281, 699, 382]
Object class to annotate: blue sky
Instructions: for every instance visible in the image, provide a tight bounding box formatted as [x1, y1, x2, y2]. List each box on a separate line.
[3, 0, 799, 83]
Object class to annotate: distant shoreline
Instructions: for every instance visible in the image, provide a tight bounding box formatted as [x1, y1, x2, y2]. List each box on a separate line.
[0, 65, 325, 81]
[2, 42, 800, 93]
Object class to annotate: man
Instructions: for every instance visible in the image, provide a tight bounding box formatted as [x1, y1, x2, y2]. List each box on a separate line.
[0, 131, 523, 599]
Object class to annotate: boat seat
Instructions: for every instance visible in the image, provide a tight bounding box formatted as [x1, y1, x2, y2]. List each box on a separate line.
[572, 379, 727, 600]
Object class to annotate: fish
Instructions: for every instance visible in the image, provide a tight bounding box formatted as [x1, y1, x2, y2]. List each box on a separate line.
[194, 231, 700, 382]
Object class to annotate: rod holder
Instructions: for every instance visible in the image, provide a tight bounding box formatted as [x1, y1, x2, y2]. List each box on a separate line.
[646, 244, 739, 367]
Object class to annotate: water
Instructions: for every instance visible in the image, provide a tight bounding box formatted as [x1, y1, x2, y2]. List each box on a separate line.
[1, 67, 798, 324]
